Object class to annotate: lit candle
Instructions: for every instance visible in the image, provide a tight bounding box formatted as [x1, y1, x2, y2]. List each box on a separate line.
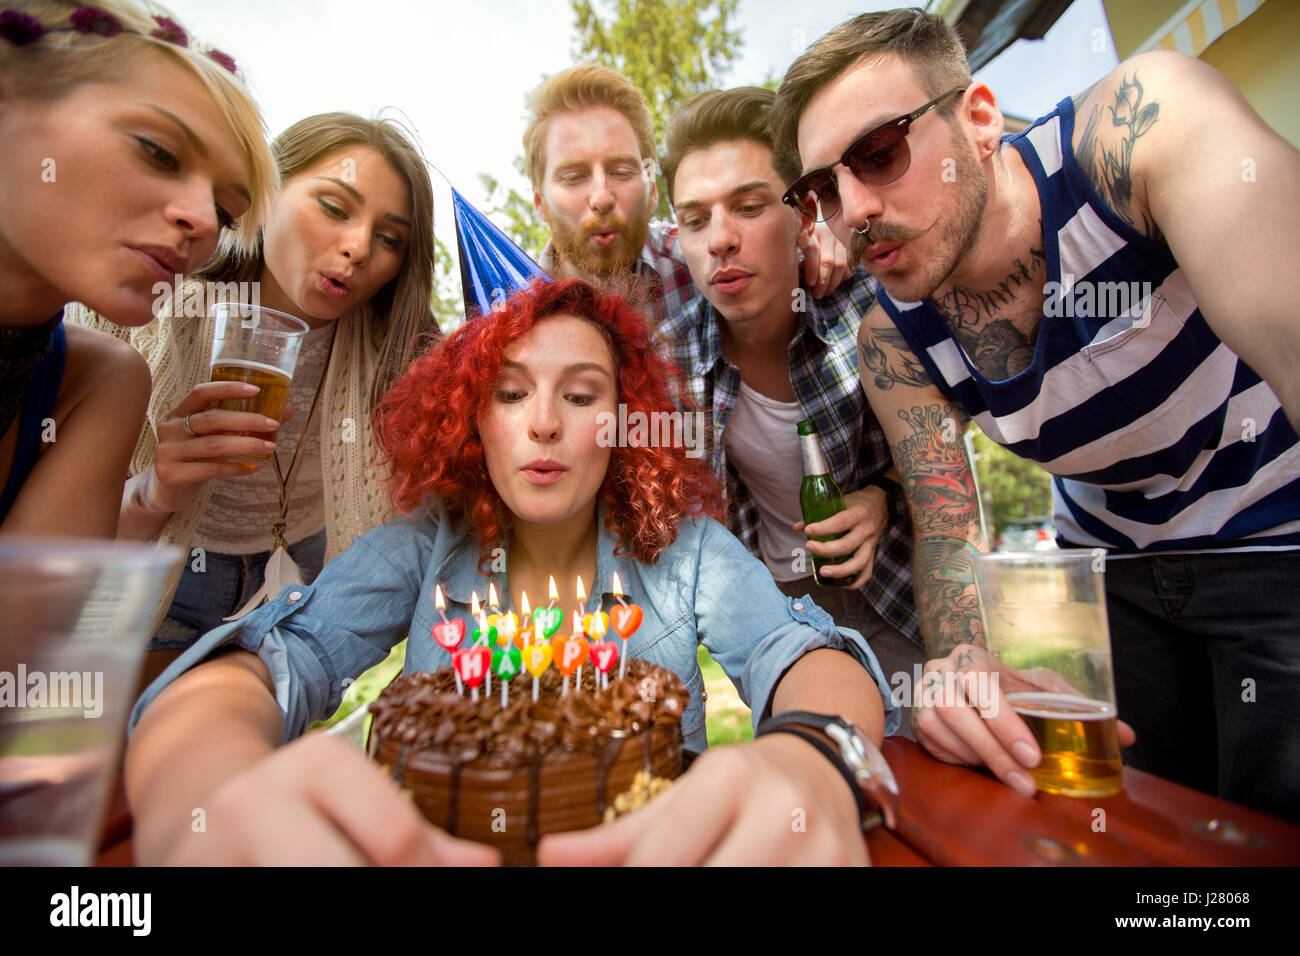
[610, 572, 642, 682]
[572, 610, 585, 689]
[478, 610, 493, 695]
[520, 590, 532, 648]
[589, 612, 609, 691]
[488, 581, 499, 611]
[576, 575, 587, 616]
[434, 583, 449, 622]
[547, 575, 559, 608]
[432, 584, 464, 696]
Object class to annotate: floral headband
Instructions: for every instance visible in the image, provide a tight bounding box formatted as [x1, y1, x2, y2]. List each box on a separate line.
[0, 5, 237, 74]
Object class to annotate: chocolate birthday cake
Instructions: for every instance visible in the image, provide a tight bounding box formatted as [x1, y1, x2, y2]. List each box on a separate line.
[368, 658, 688, 865]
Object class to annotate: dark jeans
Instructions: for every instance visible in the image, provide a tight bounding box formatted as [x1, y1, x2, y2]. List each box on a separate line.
[1104, 549, 1300, 823]
[149, 528, 327, 650]
[777, 577, 925, 740]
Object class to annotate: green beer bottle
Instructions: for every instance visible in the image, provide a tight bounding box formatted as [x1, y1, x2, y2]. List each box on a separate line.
[798, 419, 846, 587]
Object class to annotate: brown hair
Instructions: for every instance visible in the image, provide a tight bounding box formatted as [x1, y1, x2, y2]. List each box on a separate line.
[661, 86, 802, 203]
[770, 7, 971, 163]
[198, 112, 438, 406]
[523, 64, 656, 189]
[0, 0, 274, 251]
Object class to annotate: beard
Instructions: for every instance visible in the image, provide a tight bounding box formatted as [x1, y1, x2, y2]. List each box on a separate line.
[853, 132, 988, 303]
[546, 200, 653, 280]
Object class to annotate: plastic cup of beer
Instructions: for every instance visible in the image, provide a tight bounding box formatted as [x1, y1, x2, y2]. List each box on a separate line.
[970, 549, 1123, 798]
[208, 302, 309, 460]
[0, 538, 182, 864]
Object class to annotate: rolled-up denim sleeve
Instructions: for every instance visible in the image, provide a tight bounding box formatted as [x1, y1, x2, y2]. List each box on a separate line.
[128, 519, 434, 741]
[692, 519, 901, 737]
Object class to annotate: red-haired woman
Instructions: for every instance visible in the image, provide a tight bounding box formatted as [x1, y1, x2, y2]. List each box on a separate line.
[124, 278, 898, 865]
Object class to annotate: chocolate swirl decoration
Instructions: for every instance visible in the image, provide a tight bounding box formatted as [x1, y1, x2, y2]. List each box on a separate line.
[369, 658, 689, 767]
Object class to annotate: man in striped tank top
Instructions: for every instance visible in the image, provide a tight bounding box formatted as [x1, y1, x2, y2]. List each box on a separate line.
[769, 9, 1300, 821]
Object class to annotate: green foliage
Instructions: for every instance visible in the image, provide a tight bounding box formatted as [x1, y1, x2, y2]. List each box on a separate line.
[431, 237, 467, 332]
[969, 425, 1055, 538]
[485, 0, 744, 248]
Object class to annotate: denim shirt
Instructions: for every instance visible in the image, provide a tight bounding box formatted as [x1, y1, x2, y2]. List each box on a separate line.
[129, 503, 900, 751]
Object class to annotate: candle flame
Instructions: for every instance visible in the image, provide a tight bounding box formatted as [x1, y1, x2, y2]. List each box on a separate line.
[576, 575, 587, 604]
[590, 612, 607, 639]
[611, 571, 623, 598]
[488, 582, 499, 608]
[572, 610, 583, 634]
[435, 584, 445, 611]
[520, 590, 531, 617]
[471, 590, 480, 617]
[547, 575, 558, 605]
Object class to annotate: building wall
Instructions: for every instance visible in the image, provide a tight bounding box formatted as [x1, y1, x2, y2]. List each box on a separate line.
[1198, 1, 1300, 147]
[1103, 0, 1298, 147]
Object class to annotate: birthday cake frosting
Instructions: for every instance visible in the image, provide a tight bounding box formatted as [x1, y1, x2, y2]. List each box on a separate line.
[368, 658, 688, 865]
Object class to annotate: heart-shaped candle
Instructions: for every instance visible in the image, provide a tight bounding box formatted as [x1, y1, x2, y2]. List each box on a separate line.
[432, 618, 466, 652]
[492, 612, 519, 646]
[453, 645, 491, 688]
[553, 634, 589, 677]
[610, 604, 642, 639]
[589, 641, 619, 674]
[534, 606, 563, 638]
[582, 610, 609, 637]
[522, 642, 553, 677]
[471, 621, 498, 647]
[493, 645, 521, 679]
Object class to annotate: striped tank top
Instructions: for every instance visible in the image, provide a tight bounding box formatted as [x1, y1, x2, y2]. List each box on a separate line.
[875, 97, 1300, 554]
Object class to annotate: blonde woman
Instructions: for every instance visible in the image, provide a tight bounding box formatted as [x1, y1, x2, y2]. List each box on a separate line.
[0, 0, 273, 536]
[72, 113, 439, 679]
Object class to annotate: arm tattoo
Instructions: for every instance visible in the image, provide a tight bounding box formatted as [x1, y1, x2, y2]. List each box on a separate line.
[1075, 72, 1162, 240]
[933, 241, 1045, 380]
[858, 324, 933, 390]
[892, 403, 986, 657]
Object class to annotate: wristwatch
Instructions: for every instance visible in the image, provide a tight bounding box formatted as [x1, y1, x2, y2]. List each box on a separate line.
[756, 710, 899, 831]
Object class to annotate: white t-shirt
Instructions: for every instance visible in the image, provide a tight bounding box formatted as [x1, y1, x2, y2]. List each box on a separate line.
[723, 380, 807, 582]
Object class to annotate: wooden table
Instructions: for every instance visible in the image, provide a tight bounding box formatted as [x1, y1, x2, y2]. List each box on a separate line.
[97, 738, 1300, 866]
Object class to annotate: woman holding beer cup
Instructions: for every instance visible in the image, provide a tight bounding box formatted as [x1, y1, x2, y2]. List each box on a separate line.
[72, 112, 439, 668]
[0, 0, 273, 536]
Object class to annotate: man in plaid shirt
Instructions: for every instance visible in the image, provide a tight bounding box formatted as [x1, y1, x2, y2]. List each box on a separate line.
[654, 88, 923, 725]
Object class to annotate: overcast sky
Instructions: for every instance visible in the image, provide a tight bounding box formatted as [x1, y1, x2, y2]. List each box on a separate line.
[161, 0, 1117, 235]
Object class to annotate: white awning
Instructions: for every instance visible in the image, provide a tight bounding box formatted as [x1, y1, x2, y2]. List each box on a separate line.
[1134, 0, 1268, 57]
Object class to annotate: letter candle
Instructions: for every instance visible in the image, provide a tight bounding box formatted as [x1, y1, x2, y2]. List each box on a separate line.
[432, 584, 465, 696]
[610, 571, 642, 681]
[589, 611, 616, 691]
[519, 590, 533, 648]
[476, 610, 495, 695]
[575, 578, 587, 687]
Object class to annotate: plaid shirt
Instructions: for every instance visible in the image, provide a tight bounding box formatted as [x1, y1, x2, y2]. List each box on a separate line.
[540, 222, 696, 327]
[653, 270, 919, 645]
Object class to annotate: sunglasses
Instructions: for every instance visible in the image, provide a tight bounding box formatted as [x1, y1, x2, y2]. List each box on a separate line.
[782, 86, 966, 223]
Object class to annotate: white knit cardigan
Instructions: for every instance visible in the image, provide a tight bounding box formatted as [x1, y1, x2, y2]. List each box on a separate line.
[66, 284, 396, 636]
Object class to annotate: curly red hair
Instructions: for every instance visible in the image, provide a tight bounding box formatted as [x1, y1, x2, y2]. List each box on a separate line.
[375, 278, 725, 567]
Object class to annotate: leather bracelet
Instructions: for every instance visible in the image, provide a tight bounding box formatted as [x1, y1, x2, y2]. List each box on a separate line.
[757, 726, 871, 826]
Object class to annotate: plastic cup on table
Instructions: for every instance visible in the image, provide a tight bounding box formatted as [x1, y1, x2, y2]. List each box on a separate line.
[0, 538, 182, 864]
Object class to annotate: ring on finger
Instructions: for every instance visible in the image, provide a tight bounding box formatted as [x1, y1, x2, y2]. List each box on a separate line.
[182, 414, 197, 438]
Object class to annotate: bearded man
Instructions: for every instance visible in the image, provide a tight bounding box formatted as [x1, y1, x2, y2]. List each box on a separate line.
[770, 8, 1300, 822]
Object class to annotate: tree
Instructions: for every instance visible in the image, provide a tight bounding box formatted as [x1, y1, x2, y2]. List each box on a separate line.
[968, 424, 1055, 540]
[482, 0, 744, 247]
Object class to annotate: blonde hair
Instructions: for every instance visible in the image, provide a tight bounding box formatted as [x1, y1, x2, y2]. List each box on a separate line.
[199, 112, 440, 407]
[0, 0, 274, 250]
[523, 64, 655, 189]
